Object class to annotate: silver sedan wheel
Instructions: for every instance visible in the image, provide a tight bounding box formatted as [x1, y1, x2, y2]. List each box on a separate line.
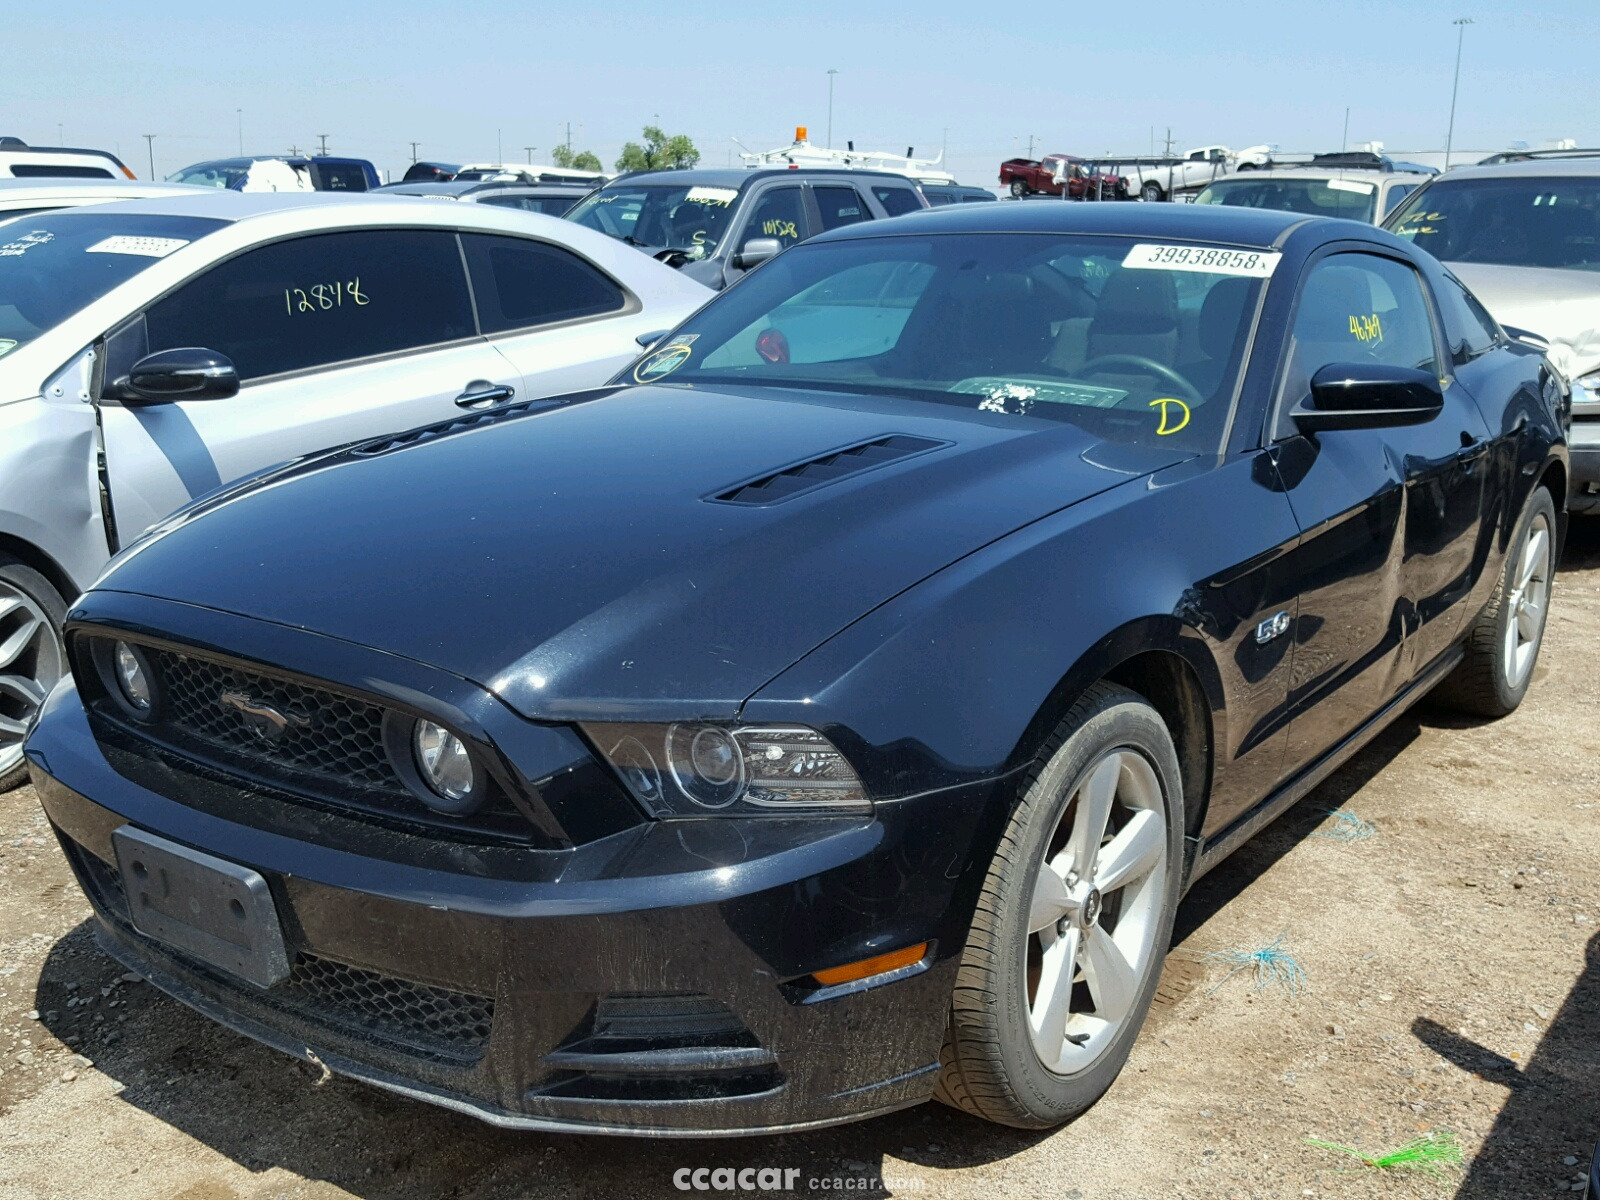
[0, 581, 64, 777]
[1025, 748, 1168, 1076]
[1503, 509, 1553, 690]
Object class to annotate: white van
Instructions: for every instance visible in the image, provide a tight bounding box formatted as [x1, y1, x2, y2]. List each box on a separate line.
[0, 137, 137, 181]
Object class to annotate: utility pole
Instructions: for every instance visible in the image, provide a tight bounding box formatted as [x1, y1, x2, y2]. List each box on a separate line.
[1342, 107, 1350, 153]
[826, 69, 839, 148]
[142, 134, 155, 180]
[317, 133, 329, 155]
[565, 122, 572, 153]
[57, 123, 64, 144]
[1162, 127, 1175, 157]
[524, 146, 536, 164]
[1444, 17, 1474, 169]
[409, 141, 420, 163]
[1027, 133, 1035, 158]
[497, 128, 502, 163]
[941, 126, 948, 162]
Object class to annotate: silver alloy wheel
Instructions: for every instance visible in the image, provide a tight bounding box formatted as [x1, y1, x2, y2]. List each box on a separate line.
[1025, 748, 1168, 1075]
[0, 581, 64, 777]
[1503, 509, 1553, 690]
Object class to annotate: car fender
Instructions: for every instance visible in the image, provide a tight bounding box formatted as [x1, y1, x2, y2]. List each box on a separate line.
[740, 457, 1299, 826]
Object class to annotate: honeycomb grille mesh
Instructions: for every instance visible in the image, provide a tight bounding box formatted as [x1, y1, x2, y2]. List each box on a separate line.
[150, 649, 399, 791]
[286, 954, 495, 1056]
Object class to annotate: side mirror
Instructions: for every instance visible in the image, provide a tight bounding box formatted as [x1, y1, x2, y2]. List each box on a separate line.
[120, 348, 240, 404]
[635, 328, 672, 349]
[733, 237, 783, 270]
[1292, 362, 1443, 433]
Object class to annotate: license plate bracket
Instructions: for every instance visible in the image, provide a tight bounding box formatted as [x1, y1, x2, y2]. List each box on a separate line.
[111, 825, 290, 988]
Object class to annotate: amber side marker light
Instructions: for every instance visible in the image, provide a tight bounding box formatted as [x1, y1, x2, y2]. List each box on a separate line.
[811, 943, 928, 987]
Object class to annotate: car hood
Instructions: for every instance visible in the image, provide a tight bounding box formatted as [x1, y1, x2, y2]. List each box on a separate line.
[1449, 262, 1600, 383]
[98, 384, 1184, 720]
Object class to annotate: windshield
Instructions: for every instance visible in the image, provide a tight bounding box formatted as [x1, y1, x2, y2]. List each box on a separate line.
[1385, 176, 1600, 270]
[567, 183, 739, 258]
[0, 212, 226, 358]
[624, 233, 1269, 453]
[167, 161, 249, 189]
[1195, 176, 1378, 223]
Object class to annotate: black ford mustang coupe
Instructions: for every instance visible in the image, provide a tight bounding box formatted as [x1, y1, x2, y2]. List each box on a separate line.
[27, 204, 1566, 1135]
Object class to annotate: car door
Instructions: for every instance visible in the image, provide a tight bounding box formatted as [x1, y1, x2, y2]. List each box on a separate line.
[458, 232, 645, 395]
[1271, 247, 1490, 777]
[95, 227, 520, 544]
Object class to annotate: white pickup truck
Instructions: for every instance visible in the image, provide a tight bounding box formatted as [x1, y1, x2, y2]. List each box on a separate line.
[1095, 145, 1274, 203]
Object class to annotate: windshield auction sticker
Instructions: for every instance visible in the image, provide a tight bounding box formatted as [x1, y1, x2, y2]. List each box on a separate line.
[85, 236, 190, 258]
[1123, 243, 1281, 277]
[633, 342, 695, 383]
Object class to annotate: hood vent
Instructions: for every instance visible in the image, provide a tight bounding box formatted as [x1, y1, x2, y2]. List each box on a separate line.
[710, 434, 948, 507]
[347, 398, 548, 458]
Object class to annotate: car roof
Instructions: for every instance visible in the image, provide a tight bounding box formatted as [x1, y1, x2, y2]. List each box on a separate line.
[608, 167, 921, 189]
[377, 180, 590, 198]
[1434, 157, 1600, 180]
[808, 199, 1344, 249]
[1202, 168, 1425, 184]
[0, 179, 201, 200]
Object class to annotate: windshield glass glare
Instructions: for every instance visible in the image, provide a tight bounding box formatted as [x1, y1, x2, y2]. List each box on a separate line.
[1196, 176, 1378, 223]
[167, 161, 249, 189]
[567, 183, 738, 258]
[1386, 177, 1600, 270]
[625, 233, 1268, 454]
[0, 213, 226, 358]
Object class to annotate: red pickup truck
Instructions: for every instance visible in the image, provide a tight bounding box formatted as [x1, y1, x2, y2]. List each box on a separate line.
[999, 154, 1126, 200]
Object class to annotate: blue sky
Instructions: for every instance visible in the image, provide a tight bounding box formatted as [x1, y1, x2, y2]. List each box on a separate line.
[8, 0, 1598, 184]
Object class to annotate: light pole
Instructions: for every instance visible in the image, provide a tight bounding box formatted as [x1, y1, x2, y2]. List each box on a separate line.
[142, 134, 155, 180]
[826, 69, 838, 148]
[236, 108, 243, 155]
[1444, 17, 1474, 170]
[524, 146, 536, 164]
[409, 141, 420, 164]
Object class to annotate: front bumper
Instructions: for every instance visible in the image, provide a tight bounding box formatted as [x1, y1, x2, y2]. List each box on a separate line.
[1569, 417, 1600, 512]
[27, 678, 1004, 1135]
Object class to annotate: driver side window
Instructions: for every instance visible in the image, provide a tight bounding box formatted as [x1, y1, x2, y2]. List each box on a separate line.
[740, 188, 807, 253]
[1275, 252, 1440, 439]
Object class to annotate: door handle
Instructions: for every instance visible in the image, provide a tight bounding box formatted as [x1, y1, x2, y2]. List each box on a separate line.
[1455, 438, 1489, 467]
[455, 381, 516, 409]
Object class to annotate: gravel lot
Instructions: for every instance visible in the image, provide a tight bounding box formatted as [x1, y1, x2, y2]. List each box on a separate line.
[1, 524, 1597, 1200]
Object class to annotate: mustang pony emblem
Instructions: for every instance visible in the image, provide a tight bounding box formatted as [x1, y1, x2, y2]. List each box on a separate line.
[218, 691, 310, 742]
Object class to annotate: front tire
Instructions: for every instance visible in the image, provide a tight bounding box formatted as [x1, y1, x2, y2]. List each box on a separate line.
[1432, 485, 1557, 717]
[935, 682, 1184, 1128]
[0, 558, 67, 792]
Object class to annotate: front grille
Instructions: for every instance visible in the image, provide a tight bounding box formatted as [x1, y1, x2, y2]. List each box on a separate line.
[284, 954, 495, 1060]
[150, 648, 399, 792]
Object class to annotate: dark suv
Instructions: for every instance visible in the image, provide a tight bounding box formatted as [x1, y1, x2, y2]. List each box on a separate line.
[565, 168, 927, 290]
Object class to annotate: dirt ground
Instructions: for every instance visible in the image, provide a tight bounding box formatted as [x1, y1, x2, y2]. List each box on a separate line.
[1, 528, 1598, 1200]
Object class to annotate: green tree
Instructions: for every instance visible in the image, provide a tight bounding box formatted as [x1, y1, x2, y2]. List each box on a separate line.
[551, 144, 603, 172]
[615, 125, 700, 172]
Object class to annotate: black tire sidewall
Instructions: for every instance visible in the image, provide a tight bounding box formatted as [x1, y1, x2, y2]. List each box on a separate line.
[0, 557, 68, 792]
[1141, 182, 1162, 202]
[988, 693, 1185, 1120]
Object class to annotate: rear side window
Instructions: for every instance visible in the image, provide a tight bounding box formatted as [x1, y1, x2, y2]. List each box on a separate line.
[476, 194, 578, 216]
[871, 185, 922, 217]
[308, 162, 370, 191]
[461, 233, 626, 333]
[814, 186, 872, 232]
[145, 229, 475, 381]
[9, 163, 115, 179]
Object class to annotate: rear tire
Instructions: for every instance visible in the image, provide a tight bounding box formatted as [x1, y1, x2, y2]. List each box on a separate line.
[1432, 486, 1556, 718]
[1010, 178, 1030, 199]
[935, 682, 1184, 1128]
[0, 557, 68, 792]
[1140, 181, 1164, 203]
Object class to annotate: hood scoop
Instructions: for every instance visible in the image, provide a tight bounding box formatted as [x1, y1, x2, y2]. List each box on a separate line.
[710, 434, 948, 507]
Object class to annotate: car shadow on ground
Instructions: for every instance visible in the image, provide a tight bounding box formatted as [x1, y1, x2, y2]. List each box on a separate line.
[1414, 931, 1598, 1198]
[1560, 512, 1600, 571]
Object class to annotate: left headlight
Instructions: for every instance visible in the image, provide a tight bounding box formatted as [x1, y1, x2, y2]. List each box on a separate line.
[581, 722, 869, 817]
[412, 719, 478, 811]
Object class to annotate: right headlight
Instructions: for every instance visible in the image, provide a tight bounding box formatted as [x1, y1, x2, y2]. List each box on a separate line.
[581, 722, 870, 817]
